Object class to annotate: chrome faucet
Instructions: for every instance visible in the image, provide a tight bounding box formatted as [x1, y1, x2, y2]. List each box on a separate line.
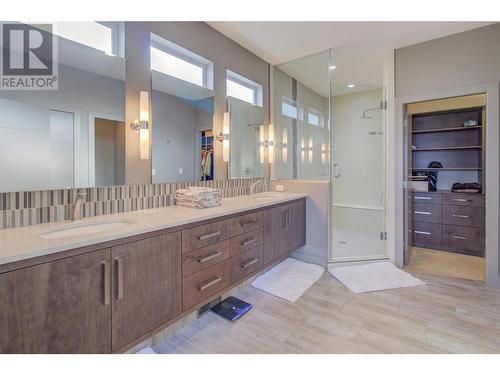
[72, 192, 87, 221]
[249, 179, 264, 195]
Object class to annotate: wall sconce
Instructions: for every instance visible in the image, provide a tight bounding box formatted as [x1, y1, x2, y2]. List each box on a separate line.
[131, 91, 150, 160]
[281, 128, 288, 163]
[259, 125, 265, 163]
[321, 142, 327, 165]
[308, 135, 314, 164]
[268, 124, 274, 164]
[300, 136, 306, 163]
[220, 112, 230, 162]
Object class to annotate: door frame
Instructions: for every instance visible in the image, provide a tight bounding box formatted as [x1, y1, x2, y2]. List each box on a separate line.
[393, 82, 500, 288]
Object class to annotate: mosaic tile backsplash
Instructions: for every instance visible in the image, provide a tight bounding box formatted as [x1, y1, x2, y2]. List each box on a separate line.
[0, 178, 270, 229]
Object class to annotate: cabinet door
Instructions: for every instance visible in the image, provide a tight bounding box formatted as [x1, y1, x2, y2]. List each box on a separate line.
[111, 232, 181, 351]
[263, 205, 286, 263]
[284, 200, 306, 253]
[0, 249, 112, 353]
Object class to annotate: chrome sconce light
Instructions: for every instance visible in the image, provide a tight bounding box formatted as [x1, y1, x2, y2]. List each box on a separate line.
[131, 91, 150, 160]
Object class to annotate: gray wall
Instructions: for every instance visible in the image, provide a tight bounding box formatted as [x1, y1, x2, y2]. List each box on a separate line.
[395, 23, 500, 287]
[94, 119, 125, 187]
[395, 23, 500, 97]
[124, 22, 270, 183]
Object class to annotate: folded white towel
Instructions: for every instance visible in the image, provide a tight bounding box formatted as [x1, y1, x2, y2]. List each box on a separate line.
[175, 186, 221, 209]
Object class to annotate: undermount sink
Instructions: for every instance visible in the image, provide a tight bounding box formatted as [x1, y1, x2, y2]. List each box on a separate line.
[39, 218, 136, 239]
[250, 193, 281, 200]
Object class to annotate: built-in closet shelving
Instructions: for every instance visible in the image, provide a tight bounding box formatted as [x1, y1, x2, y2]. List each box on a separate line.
[411, 106, 485, 187]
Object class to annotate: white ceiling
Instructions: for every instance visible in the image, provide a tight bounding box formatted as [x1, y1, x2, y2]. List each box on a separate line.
[207, 21, 493, 66]
[207, 21, 493, 98]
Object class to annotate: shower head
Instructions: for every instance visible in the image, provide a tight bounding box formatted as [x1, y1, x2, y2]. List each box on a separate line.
[355, 101, 387, 120]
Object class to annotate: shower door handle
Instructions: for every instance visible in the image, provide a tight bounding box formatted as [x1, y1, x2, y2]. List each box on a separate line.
[333, 163, 341, 178]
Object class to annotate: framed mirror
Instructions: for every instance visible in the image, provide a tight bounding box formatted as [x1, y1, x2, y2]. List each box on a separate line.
[0, 22, 126, 192]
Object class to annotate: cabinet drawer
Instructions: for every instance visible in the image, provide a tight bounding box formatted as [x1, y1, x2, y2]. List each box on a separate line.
[182, 220, 229, 253]
[412, 192, 441, 204]
[442, 193, 484, 207]
[230, 245, 264, 283]
[182, 260, 230, 310]
[412, 203, 441, 223]
[230, 228, 263, 256]
[229, 211, 263, 237]
[412, 222, 441, 249]
[442, 205, 484, 228]
[442, 225, 484, 256]
[182, 240, 230, 277]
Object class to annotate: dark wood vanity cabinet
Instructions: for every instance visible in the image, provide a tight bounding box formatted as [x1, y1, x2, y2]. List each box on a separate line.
[0, 197, 306, 353]
[0, 249, 112, 354]
[110, 232, 182, 352]
[264, 200, 306, 262]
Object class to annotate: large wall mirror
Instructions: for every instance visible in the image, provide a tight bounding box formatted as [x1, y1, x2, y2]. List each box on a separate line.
[0, 22, 126, 193]
[150, 33, 216, 183]
[228, 96, 265, 178]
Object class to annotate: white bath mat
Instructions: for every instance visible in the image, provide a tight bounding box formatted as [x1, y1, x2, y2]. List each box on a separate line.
[328, 261, 425, 294]
[251, 258, 324, 302]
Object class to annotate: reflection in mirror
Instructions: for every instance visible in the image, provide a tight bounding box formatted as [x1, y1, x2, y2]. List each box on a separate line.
[228, 97, 264, 178]
[273, 50, 330, 180]
[0, 22, 126, 193]
[150, 34, 215, 183]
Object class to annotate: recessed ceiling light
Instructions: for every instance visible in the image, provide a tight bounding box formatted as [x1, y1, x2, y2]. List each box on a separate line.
[329, 65, 337, 70]
[347, 84, 355, 88]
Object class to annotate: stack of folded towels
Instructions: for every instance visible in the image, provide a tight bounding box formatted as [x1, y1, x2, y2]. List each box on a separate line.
[175, 186, 222, 209]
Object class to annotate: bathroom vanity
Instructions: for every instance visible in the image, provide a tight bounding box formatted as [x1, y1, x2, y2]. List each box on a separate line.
[0, 193, 306, 354]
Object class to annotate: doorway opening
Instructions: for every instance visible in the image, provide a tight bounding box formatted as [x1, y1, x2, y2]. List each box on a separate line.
[403, 94, 486, 282]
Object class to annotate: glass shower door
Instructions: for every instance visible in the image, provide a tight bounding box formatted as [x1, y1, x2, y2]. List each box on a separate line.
[329, 50, 387, 262]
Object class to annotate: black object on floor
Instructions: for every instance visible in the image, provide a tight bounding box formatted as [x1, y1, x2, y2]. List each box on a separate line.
[211, 296, 253, 321]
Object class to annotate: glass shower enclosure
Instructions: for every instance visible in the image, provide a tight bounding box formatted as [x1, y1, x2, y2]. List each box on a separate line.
[272, 47, 387, 264]
[329, 47, 387, 263]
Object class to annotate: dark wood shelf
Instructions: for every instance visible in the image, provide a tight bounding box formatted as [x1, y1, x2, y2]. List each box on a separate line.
[413, 146, 482, 151]
[412, 126, 481, 134]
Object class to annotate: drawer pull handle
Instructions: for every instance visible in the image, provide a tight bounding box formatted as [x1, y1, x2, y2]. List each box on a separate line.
[198, 276, 222, 291]
[452, 214, 470, 219]
[414, 230, 431, 236]
[198, 230, 222, 241]
[414, 211, 431, 215]
[197, 251, 222, 263]
[453, 198, 471, 202]
[240, 219, 257, 227]
[241, 258, 259, 269]
[452, 235, 468, 240]
[241, 237, 258, 246]
[115, 257, 124, 300]
[414, 196, 431, 200]
[102, 261, 110, 306]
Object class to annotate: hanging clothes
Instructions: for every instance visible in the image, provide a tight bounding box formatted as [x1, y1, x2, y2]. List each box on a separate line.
[201, 149, 214, 180]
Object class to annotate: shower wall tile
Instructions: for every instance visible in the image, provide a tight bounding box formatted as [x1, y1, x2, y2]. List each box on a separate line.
[0, 178, 270, 229]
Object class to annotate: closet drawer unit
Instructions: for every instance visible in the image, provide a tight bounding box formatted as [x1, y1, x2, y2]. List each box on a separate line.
[230, 228, 263, 256]
[442, 193, 484, 207]
[411, 192, 441, 204]
[442, 205, 485, 228]
[412, 222, 441, 249]
[182, 240, 231, 277]
[229, 211, 264, 237]
[442, 225, 484, 256]
[230, 245, 264, 283]
[182, 220, 230, 253]
[412, 203, 441, 224]
[182, 260, 231, 310]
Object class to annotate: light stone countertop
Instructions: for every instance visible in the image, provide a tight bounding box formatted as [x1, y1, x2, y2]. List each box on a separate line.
[0, 192, 308, 266]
